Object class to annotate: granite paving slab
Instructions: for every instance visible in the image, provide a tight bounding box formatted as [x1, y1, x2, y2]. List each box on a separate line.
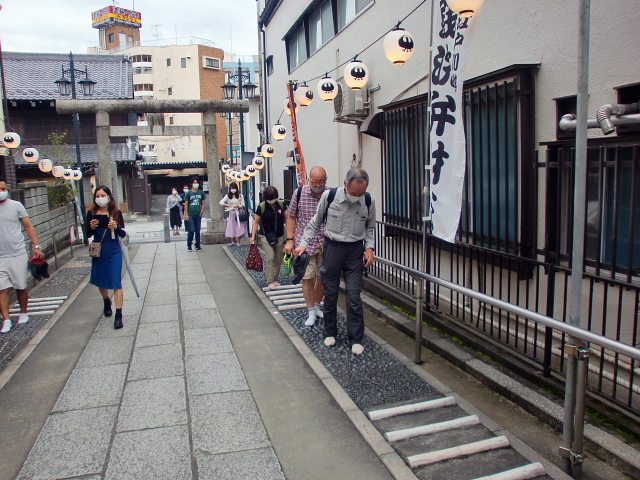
[53, 363, 128, 412]
[182, 308, 224, 329]
[178, 265, 203, 276]
[76, 336, 134, 368]
[191, 391, 270, 454]
[184, 327, 233, 356]
[128, 343, 184, 381]
[135, 321, 180, 348]
[180, 294, 217, 311]
[196, 447, 285, 480]
[92, 315, 139, 339]
[117, 376, 187, 432]
[178, 282, 211, 296]
[144, 290, 178, 306]
[177, 273, 207, 284]
[146, 280, 179, 293]
[17, 406, 118, 480]
[105, 425, 192, 480]
[186, 352, 248, 396]
[140, 304, 179, 324]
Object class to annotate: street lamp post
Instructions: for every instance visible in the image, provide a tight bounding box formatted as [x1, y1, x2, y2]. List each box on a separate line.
[54, 52, 96, 242]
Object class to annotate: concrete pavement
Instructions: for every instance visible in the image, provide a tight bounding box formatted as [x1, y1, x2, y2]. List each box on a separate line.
[7, 242, 392, 480]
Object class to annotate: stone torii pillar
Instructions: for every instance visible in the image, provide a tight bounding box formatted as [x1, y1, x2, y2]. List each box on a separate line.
[57, 99, 248, 244]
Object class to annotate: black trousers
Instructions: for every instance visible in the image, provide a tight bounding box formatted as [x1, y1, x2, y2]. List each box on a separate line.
[320, 238, 365, 344]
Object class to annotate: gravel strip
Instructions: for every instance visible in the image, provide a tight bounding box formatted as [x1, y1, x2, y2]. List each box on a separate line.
[230, 245, 439, 409]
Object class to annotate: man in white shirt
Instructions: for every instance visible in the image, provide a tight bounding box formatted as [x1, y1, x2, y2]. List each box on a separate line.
[0, 179, 44, 334]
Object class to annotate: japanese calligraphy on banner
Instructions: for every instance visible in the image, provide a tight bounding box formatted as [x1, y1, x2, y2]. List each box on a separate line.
[429, 0, 480, 243]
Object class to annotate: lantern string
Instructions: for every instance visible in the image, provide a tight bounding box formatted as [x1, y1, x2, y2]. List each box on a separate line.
[296, 0, 427, 85]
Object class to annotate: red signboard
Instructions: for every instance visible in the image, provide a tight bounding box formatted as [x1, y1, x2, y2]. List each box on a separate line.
[92, 6, 142, 29]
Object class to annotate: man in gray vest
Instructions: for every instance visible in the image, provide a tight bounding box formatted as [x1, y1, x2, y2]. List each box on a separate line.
[295, 168, 375, 355]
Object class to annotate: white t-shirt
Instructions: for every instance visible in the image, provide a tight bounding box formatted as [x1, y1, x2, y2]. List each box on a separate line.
[0, 199, 28, 258]
[219, 194, 244, 208]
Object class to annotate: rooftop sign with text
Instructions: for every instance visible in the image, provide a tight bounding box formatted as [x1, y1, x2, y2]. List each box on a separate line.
[91, 6, 142, 29]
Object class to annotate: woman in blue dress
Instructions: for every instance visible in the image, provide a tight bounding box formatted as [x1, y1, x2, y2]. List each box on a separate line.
[86, 186, 127, 329]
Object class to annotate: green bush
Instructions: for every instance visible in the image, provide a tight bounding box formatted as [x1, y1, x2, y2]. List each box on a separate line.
[48, 183, 75, 209]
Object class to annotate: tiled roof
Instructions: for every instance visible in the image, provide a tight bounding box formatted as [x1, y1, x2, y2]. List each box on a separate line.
[3, 52, 134, 101]
[14, 143, 137, 166]
[138, 160, 207, 166]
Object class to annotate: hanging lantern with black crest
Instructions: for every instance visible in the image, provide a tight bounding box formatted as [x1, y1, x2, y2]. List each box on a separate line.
[294, 83, 313, 107]
[72, 169, 83, 181]
[22, 147, 39, 163]
[272, 123, 287, 141]
[247, 165, 257, 177]
[383, 28, 415, 65]
[446, 0, 485, 18]
[343, 59, 369, 90]
[261, 143, 275, 158]
[3, 132, 21, 149]
[63, 168, 74, 180]
[221, 164, 231, 172]
[283, 98, 300, 116]
[241, 170, 251, 181]
[317, 76, 338, 102]
[252, 155, 265, 170]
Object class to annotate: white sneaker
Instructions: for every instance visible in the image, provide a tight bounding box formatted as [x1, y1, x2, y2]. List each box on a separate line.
[18, 313, 29, 324]
[314, 306, 324, 319]
[352, 343, 365, 355]
[1, 320, 12, 334]
[324, 336, 336, 347]
[304, 310, 316, 327]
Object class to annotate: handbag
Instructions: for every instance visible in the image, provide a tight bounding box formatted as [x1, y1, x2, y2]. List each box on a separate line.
[245, 244, 264, 271]
[89, 229, 108, 258]
[237, 207, 248, 222]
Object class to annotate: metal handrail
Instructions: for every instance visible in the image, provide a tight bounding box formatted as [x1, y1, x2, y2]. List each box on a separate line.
[375, 257, 640, 362]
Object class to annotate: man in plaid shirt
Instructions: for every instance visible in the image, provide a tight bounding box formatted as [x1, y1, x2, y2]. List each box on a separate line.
[285, 166, 329, 326]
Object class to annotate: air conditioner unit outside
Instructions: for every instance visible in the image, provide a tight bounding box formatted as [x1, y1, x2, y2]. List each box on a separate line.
[333, 80, 370, 124]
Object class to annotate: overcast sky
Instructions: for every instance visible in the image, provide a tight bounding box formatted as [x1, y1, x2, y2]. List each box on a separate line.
[0, 0, 260, 56]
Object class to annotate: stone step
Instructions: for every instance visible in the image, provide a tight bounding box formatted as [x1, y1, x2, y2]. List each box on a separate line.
[385, 415, 480, 443]
[368, 396, 457, 421]
[470, 462, 546, 480]
[407, 435, 510, 468]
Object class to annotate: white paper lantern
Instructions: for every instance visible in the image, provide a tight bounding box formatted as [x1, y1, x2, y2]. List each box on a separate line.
[252, 155, 265, 170]
[247, 165, 257, 177]
[22, 147, 39, 163]
[63, 168, 73, 180]
[3, 132, 21, 149]
[225, 172, 234, 182]
[283, 98, 300, 116]
[317, 76, 338, 102]
[344, 60, 369, 90]
[38, 158, 53, 172]
[221, 164, 231, 172]
[241, 170, 251, 181]
[52, 165, 65, 177]
[383, 28, 415, 65]
[446, 0, 484, 17]
[261, 143, 275, 158]
[72, 169, 83, 180]
[272, 123, 287, 141]
[294, 83, 313, 107]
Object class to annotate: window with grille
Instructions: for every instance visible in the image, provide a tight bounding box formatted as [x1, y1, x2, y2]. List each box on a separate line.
[134, 84, 153, 92]
[203, 57, 220, 69]
[181, 58, 187, 68]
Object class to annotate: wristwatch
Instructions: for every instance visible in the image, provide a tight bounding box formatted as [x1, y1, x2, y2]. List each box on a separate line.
[34, 245, 41, 250]
[286, 238, 294, 241]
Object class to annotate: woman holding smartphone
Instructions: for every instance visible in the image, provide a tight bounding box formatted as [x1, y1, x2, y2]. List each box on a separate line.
[86, 186, 127, 329]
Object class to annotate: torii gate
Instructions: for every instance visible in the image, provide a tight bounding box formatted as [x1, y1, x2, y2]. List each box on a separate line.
[56, 99, 248, 244]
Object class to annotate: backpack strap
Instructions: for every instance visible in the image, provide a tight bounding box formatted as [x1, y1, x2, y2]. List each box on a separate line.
[365, 192, 371, 210]
[296, 186, 302, 208]
[259, 201, 266, 216]
[322, 188, 338, 223]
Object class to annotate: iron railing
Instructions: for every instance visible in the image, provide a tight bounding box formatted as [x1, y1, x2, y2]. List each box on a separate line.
[370, 221, 640, 415]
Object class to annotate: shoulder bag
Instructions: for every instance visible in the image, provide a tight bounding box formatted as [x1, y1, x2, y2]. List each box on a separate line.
[89, 229, 108, 258]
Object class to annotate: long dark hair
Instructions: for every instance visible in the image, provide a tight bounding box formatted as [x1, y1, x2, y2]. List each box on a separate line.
[89, 185, 121, 226]
[228, 182, 240, 199]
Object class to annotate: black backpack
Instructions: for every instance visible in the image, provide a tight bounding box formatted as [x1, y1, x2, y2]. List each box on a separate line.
[322, 187, 371, 222]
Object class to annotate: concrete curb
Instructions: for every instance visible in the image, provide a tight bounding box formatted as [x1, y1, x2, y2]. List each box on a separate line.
[222, 247, 418, 480]
[0, 273, 91, 392]
[357, 289, 640, 479]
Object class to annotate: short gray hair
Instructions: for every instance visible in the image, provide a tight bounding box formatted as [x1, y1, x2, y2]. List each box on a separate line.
[345, 168, 369, 186]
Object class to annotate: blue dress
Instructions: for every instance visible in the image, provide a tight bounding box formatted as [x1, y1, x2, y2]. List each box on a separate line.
[87, 212, 125, 290]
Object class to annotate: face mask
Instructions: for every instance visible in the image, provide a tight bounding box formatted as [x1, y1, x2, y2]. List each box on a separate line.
[0, 191, 8, 201]
[192, 184, 199, 190]
[230, 189, 237, 193]
[311, 186, 324, 194]
[96, 197, 110, 207]
[267, 199, 277, 204]
[183, 188, 188, 193]
[172, 190, 177, 195]
[346, 194, 362, 204]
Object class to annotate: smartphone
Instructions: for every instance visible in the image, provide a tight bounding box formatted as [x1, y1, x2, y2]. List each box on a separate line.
[94, 214, 110, 228]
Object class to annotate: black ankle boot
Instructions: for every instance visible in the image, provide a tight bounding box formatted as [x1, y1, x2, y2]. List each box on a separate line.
[113, 308, 123, 329]
[103, 298, 113, 317]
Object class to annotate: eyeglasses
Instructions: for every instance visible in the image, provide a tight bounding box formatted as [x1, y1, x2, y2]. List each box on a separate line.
[309, 179, 327, 186]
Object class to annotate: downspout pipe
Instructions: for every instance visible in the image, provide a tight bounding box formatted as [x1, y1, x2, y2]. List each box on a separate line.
[559, 103, 640, 133]
[595, 101, 640, 134]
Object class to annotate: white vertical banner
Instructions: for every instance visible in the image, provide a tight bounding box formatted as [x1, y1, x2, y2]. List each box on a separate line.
[429, 0, 480, 243]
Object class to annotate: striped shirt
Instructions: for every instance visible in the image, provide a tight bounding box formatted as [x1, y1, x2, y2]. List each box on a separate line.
[288, 185, 328, 255]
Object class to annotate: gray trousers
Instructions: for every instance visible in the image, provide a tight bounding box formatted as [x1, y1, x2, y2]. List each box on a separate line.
[320, 239, 365, 344]
[258, 234, 284, 284]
